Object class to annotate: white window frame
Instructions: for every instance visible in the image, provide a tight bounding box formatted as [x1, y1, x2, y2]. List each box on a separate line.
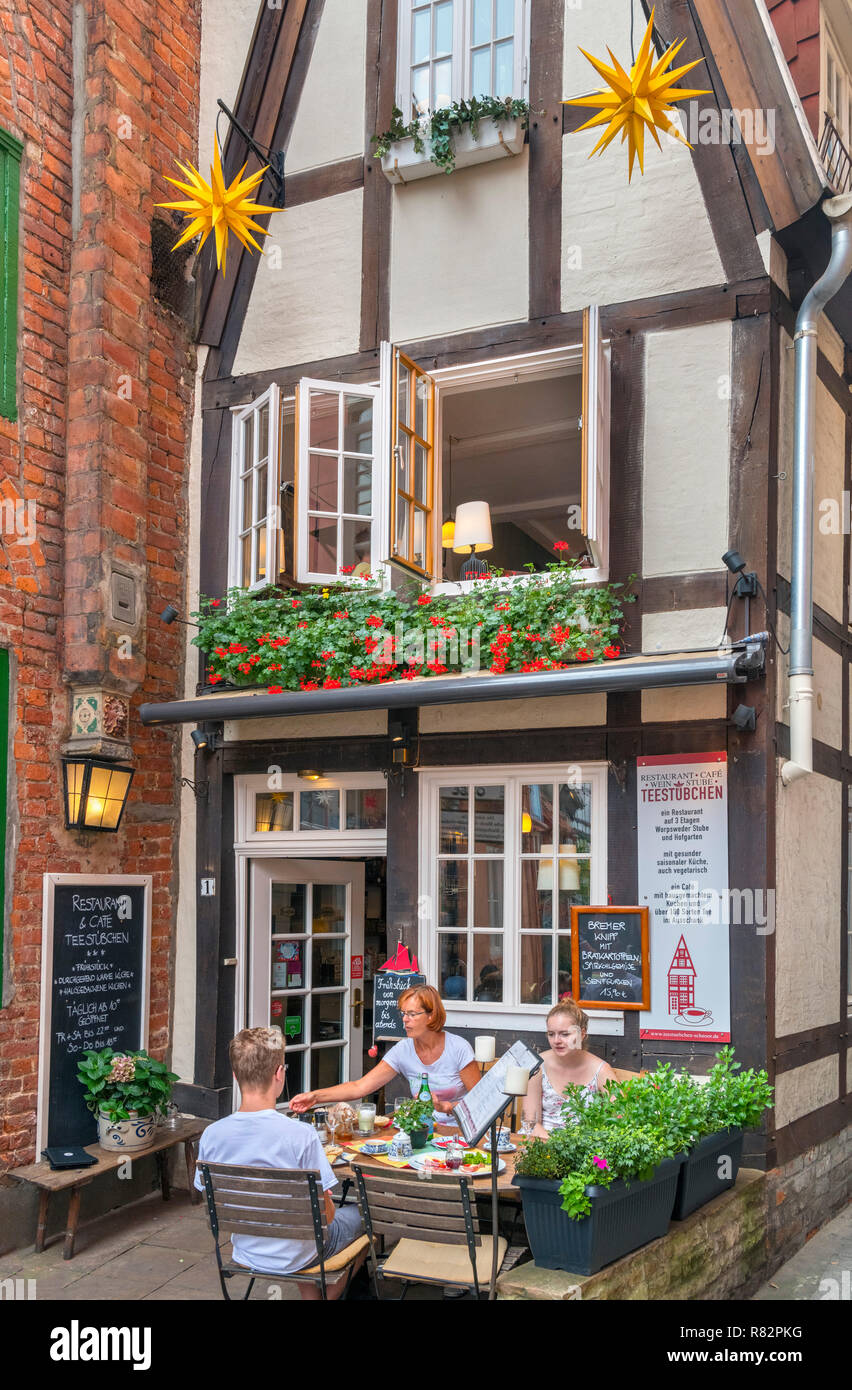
[296, 377, 383, 585]
[234, 771, 388, 855]
[823, 13, 852, 147]
[396, 0, 529, 120]
[228, 384, 280, 592]
[418, 762, 622, 1034]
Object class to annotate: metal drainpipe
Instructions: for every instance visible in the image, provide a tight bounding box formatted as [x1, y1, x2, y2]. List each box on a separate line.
[781, 193, 852, 787]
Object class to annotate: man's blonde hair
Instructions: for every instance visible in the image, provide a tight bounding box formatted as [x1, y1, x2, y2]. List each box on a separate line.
[229, 1027, 285, 1091]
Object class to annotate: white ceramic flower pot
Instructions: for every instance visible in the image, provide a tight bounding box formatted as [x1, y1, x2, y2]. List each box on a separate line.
[97, 1112, 155, 1152]
[381, 117, 525, 184]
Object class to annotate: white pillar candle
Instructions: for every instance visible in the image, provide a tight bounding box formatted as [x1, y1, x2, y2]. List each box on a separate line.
[474, 1035, 496, 1063]
[503, 1065, 530, 1096]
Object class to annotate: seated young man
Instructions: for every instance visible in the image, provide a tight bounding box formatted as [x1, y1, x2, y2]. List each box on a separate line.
[195, 1026, 365, 1299]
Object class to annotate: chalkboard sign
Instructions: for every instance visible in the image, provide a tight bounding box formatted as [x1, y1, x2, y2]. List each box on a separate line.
[37, 876, 152, 1149]
[570, 905, 650, 1010]
[372, 972, 426, 1042]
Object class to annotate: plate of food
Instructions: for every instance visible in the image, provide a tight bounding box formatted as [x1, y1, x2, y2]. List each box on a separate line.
[373, 1115, 392, 1129]
[408, 1151, 506, 1177]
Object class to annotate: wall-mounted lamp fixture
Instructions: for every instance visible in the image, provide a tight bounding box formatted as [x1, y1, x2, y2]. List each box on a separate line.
[63, 757, 134, 832]
[722, 550, 758, 598]
[191, 728, 222, 752]
[160, 605, 200, 628]
[730, 704, 757, 733]
[298, 769, 323, 782]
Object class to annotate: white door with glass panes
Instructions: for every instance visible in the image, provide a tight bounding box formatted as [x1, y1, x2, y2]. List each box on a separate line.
[249, 860, 365, 1098]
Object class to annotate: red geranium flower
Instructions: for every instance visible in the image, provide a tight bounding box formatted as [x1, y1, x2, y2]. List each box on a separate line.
[268, 685, 283, 694]
[323, 678, 342, 689]
[604, 645, 621, 659]
[208, 673, 223, 684]
[321, 651, 335, 661]
[210, 599, 221, 608]
[366, 615, 382, 628]
[417, 594, 431, 606]
[576, 648, 594, 661]
[334, 611, 348, 620]
[214, 647, 227, 658]
[297, 621, 308, 629]
[553, 540, 570, 552]
[291, 599, 302, 608]
[228, 643, 248, 654]
[339, 565, 355, 575]
[271, 637, 289, 648]
[238, 662, 252, 673]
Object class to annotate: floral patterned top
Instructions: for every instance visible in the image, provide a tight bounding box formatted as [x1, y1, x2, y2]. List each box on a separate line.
[540, 1061, 606, 1131]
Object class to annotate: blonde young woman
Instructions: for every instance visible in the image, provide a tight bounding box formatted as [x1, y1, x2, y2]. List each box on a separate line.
[522, 999, 617, 1139]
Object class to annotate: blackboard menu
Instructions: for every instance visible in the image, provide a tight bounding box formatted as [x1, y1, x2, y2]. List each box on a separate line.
[372, 972, 426, 1042]
[571, 906, 650, 1011]
[40, 878, 150, 1148]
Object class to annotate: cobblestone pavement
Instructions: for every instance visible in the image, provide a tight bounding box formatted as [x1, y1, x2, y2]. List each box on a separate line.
[753, 1202, 852, 1301]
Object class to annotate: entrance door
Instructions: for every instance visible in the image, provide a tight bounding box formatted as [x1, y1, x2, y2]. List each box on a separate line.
[249, 860, 365, 1097]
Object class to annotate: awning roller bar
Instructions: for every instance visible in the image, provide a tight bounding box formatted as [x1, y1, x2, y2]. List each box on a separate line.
[139, 638, 767, 727]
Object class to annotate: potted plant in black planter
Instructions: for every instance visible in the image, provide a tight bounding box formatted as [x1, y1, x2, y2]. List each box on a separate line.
[513, 1091, 686, 1276]
[77, 1047, 179, 1153]
[392, 1096, 433, 1150]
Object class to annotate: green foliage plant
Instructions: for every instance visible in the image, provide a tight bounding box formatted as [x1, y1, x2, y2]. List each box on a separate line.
[373, 96, 531, 174]
[77, 1047, 179, 1124]
[392, 1096, 434, 1134]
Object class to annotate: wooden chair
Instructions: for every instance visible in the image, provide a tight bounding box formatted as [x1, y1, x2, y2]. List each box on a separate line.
[351, 1163, 507, 1300]
[198, 1162, 369, 1301]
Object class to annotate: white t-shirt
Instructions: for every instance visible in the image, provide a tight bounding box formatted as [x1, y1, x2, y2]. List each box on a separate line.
[384, 1032, 475, 1126]
[194, 1109, 336, 1275]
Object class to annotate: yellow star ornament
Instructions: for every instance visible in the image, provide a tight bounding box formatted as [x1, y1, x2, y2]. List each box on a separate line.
[564, 7, 710, 180]
[157, 142, 277, 274]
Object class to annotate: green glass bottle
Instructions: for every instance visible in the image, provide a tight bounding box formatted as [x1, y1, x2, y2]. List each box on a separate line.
[417, 1072, 432, 1105]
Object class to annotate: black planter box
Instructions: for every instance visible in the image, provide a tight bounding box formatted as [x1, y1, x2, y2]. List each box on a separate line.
[672, 1127, 743, 1220]
[514, 1155, 684, 1276]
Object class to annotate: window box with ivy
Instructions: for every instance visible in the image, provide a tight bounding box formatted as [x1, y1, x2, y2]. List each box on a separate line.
[374, 98, 529, 185]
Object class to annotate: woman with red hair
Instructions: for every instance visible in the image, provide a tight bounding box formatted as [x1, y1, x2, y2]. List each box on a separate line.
[290, 984, 479, 1127]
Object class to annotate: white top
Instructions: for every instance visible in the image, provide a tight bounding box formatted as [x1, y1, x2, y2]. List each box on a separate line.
[384, 1032, 475, 1126]
[194, 1109, 336, 1275]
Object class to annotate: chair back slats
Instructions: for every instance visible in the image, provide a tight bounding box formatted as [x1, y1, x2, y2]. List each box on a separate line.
[215, 1204, 320, 1236]
[207, 1174, 315, 1197]
[351, 1164, 481, 1251]
[357, 1170, 472, 1203]
[365, 1201, 474, 1235]
[218, 1216, 320, 1240]
[200, 1162, 327, 1241]
[360, 1188, 479, 1222]
[368, 1219, 472, 1247]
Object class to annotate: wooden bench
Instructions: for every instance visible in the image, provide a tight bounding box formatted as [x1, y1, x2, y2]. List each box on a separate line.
[12, 1116, 209, 1260]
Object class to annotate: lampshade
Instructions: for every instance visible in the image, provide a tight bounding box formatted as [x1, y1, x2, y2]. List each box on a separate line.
[441, 520, 455, 548]
[63, 758, 134, 832]
[537, 843, 581, 893]
[522, 812, 532, 835]
[452, 500, 493, 554]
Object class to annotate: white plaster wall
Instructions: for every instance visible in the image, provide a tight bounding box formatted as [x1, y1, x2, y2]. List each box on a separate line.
[640, 609, 728, 723]
[225, 710, 386, 741]
[561, 0, 723, 312]
[389, 151, 529, 343]
[775, 617, 843, 751]
[814, 380, 847, 623]
[199, 0, 258, 166]
[643, 322, 732, 576]
[774, 1055, 839, 1128]
[232, 189, 364, 374]
[419, 691, 606, 734]
[756, 231, 790, 299]
[286, 0, 368, 174]
[775, 765, 842, 1037]
[641, 686, 726, 722]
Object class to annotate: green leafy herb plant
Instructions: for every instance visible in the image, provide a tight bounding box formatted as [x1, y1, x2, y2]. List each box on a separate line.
[392, 1096, 434, 1134]
[77, 1048, 179, 1124]
[373, 96, 531, 174]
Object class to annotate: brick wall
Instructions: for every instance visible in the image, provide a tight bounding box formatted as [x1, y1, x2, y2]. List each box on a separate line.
[767, 0, 822, 138]
[0, 0, 201, 1168]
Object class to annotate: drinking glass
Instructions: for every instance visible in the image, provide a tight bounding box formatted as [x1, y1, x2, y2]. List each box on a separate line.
[358, 1102, 376, 1135]
[444, 1140, 463, 1172]
[326, 1109, 339, 1149]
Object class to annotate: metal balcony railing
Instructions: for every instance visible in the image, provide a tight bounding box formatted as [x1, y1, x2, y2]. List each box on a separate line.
[819, 113, 852, 195]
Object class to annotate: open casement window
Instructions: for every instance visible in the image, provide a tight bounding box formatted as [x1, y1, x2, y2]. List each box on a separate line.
[296, 379, 381, 583]
[390, 347, 436, 578]
[824, 19, 852, 148]
[581, 305, 611, 573]
[397, 0, 529, 119]
[229, 384, 281, 591]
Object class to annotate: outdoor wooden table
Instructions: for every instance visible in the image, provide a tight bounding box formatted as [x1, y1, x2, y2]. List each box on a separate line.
[12, 1116, 209, 1260]
[334, 1127, 522, 1193]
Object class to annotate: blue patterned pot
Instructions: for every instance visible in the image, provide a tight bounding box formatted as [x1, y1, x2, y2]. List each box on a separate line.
[97, 1112, 155, 1152]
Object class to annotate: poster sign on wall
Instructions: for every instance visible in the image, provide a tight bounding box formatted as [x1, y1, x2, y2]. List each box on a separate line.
[637, 754, 730, 1042]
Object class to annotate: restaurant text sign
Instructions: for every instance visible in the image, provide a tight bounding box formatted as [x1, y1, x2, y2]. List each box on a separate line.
[571, 906, 649, 1009]
[637, 754, 730, 1042]
[37, 875, 152, 1150]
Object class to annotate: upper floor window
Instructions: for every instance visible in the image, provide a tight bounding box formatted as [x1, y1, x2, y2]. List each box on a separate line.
[0, 127, 23, 423]
[397, 0, 528, 120]
[824, 17, 852, 148]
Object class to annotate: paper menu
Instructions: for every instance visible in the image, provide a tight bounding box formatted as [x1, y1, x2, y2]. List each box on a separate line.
[452, 1040, 543, 1146]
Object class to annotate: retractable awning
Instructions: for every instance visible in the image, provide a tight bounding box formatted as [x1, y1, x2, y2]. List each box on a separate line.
[139, 637, 767, 727]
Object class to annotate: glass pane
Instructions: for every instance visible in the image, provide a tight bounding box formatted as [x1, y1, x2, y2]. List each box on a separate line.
[343, 457, 372, 515]
[472, 0, 491, 45]
[439, 859, 467, 928]
[396, 429, 410, 494]
[495, 38, 513, 94]
[242, 470, 253, 527]
[557, 936, 573, 1001]
[341, 518, 371, 573]
[435, 0, 453, 54]
[308, 517, 337, 574]
[397, 362, 410, 427]
[313, 938, 344, 988]
[270, 994, 304, 1044]
[471, 46, 490, 95]
[346, 787, 387, 830]
[256, 792, 294, 833]
[520, 858, 552, 931]
[413, 508, 426, 569]
[412, 64, 430, 116]
[257, 524, 266, 580]
[433, 57, 452, 109]
[241, 531, 251, 585]
[243, 413, 254, 467]
[474, 785, 504, 852]
[312, 992, 344, 1042]
[309, 454, 337, 512]
[271, 939, 304, 991]
[558, 859, 591, 928]
[412, 5, 430, 64]
[343, 395, 373, 454]
[522, 783, 553, 852]
[271, 882, 306, 933]
[473, 859, 503, 929]
[413, 442, 429, 505]
[312, 882, 346, 932]
[255, 464, 267, 523]
[473, 934, 503, 1001]
[559, 782, 592, 854]
[415, 374, 429, 439]
[439, 933, 468, 1000]
[300, 789, 341, 832]
[395, 498, 409, 558]
[440, 786, 468, 852]
[496, 0, 513, 38]
[310, 392, 339, 450]
[521, 935, 552, 1006]
[257, 402, 269, 461]
[311, 1046, 344, 1090]
[281, 1046, 304, 1094]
